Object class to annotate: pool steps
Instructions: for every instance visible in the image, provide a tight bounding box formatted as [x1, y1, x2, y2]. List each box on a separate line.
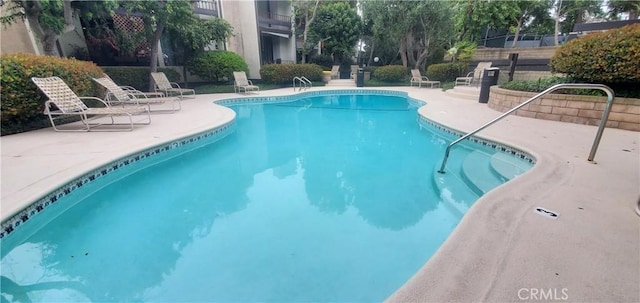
[434, 149, 531, 217]
[461, 151, 507, 196]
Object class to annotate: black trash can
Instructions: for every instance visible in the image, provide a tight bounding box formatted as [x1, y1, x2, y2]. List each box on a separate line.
[356, 69, 364, 87]
[479, 67, 500, 103]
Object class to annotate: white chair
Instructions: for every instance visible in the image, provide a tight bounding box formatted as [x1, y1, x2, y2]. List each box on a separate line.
[455, 62, 493, 86]
[32, 76, 150, 132]
[93, 76, 181, 113]
[150, 72, 196, 99]
[410, 69, 441, 88]
[233, 71, 260, 94]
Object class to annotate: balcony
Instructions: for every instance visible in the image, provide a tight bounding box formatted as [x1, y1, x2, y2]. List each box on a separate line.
[193, 0, 219, 16]
[258, 12, 292, 36]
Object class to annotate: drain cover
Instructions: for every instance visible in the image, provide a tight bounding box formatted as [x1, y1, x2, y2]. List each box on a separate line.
[534, 207, 559, 219]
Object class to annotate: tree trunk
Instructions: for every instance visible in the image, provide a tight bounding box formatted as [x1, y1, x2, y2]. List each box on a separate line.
[399, 38, 408, 68]
[148, 22, 166, 90]
[554, 0, 563, 46]
[511, 16, 524, 48]
[300, 0, 321, 63]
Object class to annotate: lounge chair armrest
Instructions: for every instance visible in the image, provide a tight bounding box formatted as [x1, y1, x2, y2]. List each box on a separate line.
[170, 82, 183, 89]
[247, 80, 254, 85]
[79, 96, 110, 108]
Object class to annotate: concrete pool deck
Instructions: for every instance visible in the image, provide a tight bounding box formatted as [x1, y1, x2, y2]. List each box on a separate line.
[1, 87, 638, 302]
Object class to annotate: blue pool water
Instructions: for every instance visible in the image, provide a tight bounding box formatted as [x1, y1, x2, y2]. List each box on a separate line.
[0, 93, 532, 302]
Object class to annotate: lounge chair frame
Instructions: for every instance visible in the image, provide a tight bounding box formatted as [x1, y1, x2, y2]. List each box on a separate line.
[455, 62, 493, 86]
[330, 65, 340, 80]
[150, 72, 196, 99]
[410, 69, 441, 88]
[32, 76, 151, 132]
[93, 76, 181, 113]
[233, 71, 260, 94]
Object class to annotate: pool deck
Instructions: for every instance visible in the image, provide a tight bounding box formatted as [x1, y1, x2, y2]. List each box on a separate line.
[1, 87, 638, 302]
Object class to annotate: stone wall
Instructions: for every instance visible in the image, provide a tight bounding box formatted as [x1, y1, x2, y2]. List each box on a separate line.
[473, 46, 559, 61]
[488, 86, 640, 131]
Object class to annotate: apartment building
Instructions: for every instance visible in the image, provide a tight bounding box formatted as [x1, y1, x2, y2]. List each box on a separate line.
[0, 0, 296, 80]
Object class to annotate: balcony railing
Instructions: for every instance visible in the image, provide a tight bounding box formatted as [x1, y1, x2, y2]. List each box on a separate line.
[193, 0, 219, 16]
[258, 12, 292, 26]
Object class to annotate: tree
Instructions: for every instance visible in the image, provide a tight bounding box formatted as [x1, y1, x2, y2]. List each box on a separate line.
[309, 1, 362, 60]
[454, 0, 520, 43]
[553, 0, 603, 45]
[608, 0, 640, 20]
[363, 0, 454, 70]
[293, 0, 322, 63]
[119, 1, 193, 77]
[509, 0, 554, 48]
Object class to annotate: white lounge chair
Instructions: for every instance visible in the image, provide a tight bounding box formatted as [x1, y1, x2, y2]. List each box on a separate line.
[350, 65, 359, 80]
[93, 76, 181, 113]
[330, 65, 340, 80]
[150, 72, 196, 99]
[410, 69, 441, 88]
[233, 71, 260, 94]
[32, 76, 150, 132]
[455, 62, 493, 86]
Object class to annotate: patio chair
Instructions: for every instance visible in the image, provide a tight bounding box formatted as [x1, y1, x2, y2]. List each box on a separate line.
[350, 65, 359, 80]
[330, 65, 340, 80]
[455, 62, 493, 86]
[32, 76, 151, 132]
[233, 71, 260, 94]
[410, 69, 441, 88]
[150, 72, 196, 99]
[93, 76, 181, 113]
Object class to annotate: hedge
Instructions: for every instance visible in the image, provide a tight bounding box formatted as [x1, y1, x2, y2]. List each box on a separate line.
[260, 64, 323, 84]
[550, 24, 640, 84]
[426, 62, 467, 82]
[101, 67, 181, 92]
[186, 50, 249, 83]
[372, 65, 406, 82]
[0, 53, 104, 135]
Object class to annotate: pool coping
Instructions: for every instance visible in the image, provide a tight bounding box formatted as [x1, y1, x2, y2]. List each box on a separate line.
[1, 87, 638, 302]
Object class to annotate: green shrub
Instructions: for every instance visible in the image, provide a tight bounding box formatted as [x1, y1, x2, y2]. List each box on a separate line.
[102, 67, 181, 91]
[309, 54, 334, 70]
[186, 50, 249, 83]
[426, 62, 467, 82]
[0, 53, 104, 135]
[500, 76, 639, 98]
[550, 24, 640, 84]
[260, 64, 323, 84]
[372, 65, 407, 82]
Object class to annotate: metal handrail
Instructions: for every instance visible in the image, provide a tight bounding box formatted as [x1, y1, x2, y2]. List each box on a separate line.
[292, 77, 305, 91]
[300, 76, 312, 89]
[437, 83, 615, 174]
[292, 76, 312, 92]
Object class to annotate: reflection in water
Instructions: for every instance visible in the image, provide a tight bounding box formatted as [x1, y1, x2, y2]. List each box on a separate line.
[1, 94, 465, 302]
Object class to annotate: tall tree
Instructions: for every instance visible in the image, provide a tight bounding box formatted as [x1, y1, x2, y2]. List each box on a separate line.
[293, 0, 322, 63]
[119, 1, 193, 76]
[363, 0, 454, 69]
[608, 0, 640, 19]
[309, 1, 362, 60]
[553, 0, 603, 45]
[509, 0, 554, 48]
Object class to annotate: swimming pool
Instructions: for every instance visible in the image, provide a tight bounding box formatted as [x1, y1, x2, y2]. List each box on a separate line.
[0, 90, 534, 302]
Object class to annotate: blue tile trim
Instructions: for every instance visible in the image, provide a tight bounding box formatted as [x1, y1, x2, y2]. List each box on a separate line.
[418, 115, 537, 164]
[216, 89, 416, 106]
[0, 121, 235, 240]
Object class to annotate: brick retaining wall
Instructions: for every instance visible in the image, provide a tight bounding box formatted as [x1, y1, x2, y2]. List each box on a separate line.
[488, 86, 640, 131]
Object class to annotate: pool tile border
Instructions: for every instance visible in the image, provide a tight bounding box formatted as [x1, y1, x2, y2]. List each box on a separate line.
[0, 121, 235, 240]
[418, 115, 537, 164]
